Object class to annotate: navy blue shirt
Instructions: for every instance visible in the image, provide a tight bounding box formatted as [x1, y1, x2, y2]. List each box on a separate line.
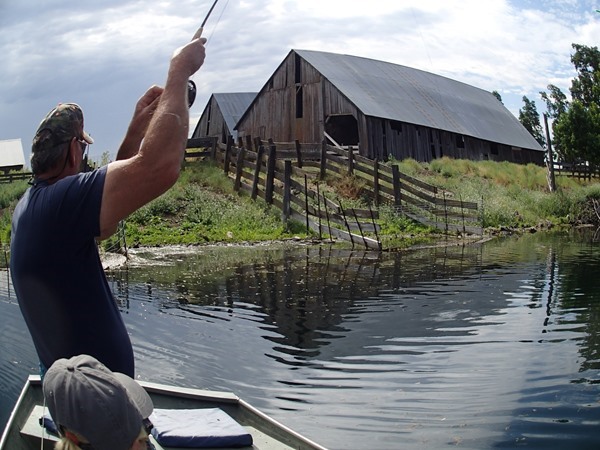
[10, 167, 134, 377]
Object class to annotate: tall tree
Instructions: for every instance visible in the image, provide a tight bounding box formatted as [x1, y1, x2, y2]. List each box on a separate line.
[553, 101, 600, 164]
[518, 96, 546, 147]
[541, 44, 600, 164]
[570, 44, 600, 107]
[491, 90, 503, 104]
[539, 84, 569, 120]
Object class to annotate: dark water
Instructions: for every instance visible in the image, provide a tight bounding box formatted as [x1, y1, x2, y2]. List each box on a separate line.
[1, 232, 600, 449]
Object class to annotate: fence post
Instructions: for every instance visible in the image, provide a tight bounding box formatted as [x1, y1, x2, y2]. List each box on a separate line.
[295, 139, 303, 168]
[251, 145, 265, 200]
[348, 146, 354, 175]
[373, 158, 380, 207]
[265, 143, 277, 204]
[338, 198, 355, 248]
[460, 195, 466, 235]
[211, 136, 218, 160]
[304, 175, 310, 233]
[323, 191, 333, 242]
[316, 183, 323, 239]
[282, 160, 292, 222]
[224, 135, 233, 175]
[320, 139, 327, 180]
[254, 137, 263, 153]
[234, 147, 246, 192]
[392, 165, 402, 209]
[443, 191, 449, 233]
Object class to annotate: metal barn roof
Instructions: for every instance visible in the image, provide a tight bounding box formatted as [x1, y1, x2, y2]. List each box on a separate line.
[212, 92, 257, 137]
[295, 50, 543, 152]
[0, 139, 26, 168]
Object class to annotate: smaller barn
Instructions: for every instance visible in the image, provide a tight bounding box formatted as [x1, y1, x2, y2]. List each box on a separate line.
[192, 92, 257, 144]
[234, 50, 545, 165]
[0, 139, 26, 173]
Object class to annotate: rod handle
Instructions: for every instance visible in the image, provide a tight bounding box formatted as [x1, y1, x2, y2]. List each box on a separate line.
[192, 26, 204, 40]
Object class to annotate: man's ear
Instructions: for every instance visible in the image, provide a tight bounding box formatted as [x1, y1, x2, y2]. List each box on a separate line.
[67, 139, 78, 168]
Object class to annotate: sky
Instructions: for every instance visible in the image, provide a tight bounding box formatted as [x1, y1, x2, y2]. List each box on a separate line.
[0, 0, 599, 166]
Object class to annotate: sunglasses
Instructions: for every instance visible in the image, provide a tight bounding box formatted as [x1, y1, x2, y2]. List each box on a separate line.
[53, 137, 87, 154]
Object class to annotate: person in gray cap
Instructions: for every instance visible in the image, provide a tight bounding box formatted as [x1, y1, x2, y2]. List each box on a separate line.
[10, 34, 208, 378]
[43, 354, 154, 450]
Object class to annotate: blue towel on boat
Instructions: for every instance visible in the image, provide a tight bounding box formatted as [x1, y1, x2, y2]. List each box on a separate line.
[40, 413, 59, 436]
[149, 408, 253, 448]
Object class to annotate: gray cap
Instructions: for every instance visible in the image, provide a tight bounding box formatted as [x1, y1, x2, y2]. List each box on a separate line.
[43, 355, 153, 450]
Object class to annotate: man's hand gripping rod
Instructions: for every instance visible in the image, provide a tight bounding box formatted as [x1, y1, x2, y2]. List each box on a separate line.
[187, 0, 220, 107]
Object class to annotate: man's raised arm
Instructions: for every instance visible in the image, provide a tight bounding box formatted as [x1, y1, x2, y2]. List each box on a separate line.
[98, 37, 207, 239]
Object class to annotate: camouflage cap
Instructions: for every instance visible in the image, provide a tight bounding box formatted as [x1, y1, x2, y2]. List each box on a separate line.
[32, 103, 94, 153]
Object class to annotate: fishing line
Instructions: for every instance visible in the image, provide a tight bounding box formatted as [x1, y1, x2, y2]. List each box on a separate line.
[188, 0, 231, 108]
[205, 0, 230, 44]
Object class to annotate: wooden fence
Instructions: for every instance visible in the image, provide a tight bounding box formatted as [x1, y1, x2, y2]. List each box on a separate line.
[0, 172, 31, 184]
[316, 144, 482, 236]
[186, 136, 482, 249]
[0, 139, 481, 253]
[219, 138, 381, 249]
[553, 162, 600, 180]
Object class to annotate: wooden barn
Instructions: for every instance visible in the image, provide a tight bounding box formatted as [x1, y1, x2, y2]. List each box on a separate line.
[0, 139, 26, 173]
[234, 49, 545, 165]
[192, 92, 257, 144]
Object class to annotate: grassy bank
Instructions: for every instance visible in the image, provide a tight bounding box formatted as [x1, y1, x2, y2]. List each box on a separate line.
[395, 158, 600, 229]
[1, 158, 599, 251]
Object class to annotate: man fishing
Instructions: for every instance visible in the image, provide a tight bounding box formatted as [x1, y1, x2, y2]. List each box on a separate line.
[10, 33, 208, 378]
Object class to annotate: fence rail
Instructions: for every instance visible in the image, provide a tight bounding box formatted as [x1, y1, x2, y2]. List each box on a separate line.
[187, 136, 482, 249]
[0, 172, 31, 184]
[552, 162, 600, 180]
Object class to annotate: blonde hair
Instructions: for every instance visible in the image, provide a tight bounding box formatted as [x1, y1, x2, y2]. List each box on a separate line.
[54, 427, 147, 450]
[54, 430, 85, 450]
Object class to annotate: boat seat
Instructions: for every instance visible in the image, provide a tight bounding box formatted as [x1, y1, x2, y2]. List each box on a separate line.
[21, 405, 294, 450]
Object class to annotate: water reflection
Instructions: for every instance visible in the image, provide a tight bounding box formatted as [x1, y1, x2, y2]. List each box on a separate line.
[111, 245, 489, 352]
[110, 235, 600, 449]
[1, 233, 600, 449]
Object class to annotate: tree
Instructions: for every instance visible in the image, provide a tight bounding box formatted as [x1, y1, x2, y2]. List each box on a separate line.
[518, 96, 546, 147]
[539, 84, 569, 120]
[553, 101, 600, 164]
[570, 44, 600, 107]
[541, 44, 600, 164]
[100, 151, 111, 166]
[491, 90, 503, 104]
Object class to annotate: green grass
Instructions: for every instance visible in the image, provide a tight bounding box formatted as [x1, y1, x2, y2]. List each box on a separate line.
[394, 157, 600, 229]
[124, 161, 302, 247]
[2, 157, 600, 253]
[0, 179, 29, 244]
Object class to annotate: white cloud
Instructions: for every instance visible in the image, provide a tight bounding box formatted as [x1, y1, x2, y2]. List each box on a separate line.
[0, 0, 598, 161]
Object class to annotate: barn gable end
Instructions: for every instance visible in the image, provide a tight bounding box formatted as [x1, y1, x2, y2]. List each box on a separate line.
[192, 92, 257, 144]
[235, 49, 544, 165]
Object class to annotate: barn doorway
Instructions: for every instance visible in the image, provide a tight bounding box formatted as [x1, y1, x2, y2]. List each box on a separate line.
[325, 115, 359, 146]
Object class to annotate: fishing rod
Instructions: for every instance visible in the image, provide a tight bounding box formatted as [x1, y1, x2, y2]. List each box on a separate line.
[187, 0, 221, 107]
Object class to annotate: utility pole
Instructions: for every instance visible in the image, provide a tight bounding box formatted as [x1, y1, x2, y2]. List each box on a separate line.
[543, 113, 557, 193]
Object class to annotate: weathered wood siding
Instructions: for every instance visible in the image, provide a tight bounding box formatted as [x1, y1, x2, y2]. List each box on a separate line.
[362, 117, 544, 164]
[237, 55, 293, 142]
[236, 50, 545, 166]
[192, 96, 229, 144]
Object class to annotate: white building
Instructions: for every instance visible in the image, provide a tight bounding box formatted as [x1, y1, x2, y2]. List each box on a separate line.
[0, 139, 26, 172]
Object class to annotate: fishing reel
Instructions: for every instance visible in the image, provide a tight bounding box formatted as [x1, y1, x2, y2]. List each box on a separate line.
[187, 80, 197, 108]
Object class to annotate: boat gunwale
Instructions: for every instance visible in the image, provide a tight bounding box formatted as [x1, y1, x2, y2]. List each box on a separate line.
[0, 375, 36, 449]
[2, 375, 328, 450]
